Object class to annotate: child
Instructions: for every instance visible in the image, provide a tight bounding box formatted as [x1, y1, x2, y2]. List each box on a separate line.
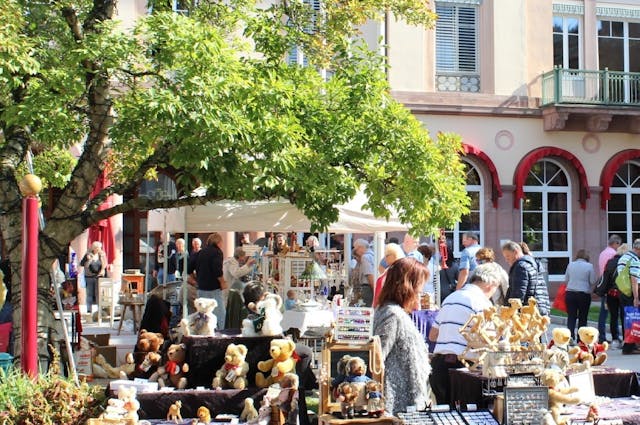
[284, 289, 297, 311]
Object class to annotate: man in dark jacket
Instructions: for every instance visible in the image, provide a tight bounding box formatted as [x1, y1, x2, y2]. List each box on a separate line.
[501, 240, 550, 316]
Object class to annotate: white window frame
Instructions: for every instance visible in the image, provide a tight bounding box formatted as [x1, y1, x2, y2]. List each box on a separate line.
[607, 161, 640, 244]
[449, 160, 484, 257]
[553, 15, 584, 69]
[435, 2, 479, 74]
[521, 159, 571, 281]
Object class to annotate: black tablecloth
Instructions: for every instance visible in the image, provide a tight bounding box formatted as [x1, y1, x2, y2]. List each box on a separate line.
[449, 366, 640, 408]
[183, 331, 277, 388]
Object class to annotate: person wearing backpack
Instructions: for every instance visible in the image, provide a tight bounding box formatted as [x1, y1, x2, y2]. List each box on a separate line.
[600, 244, 628, 348]
[616, 239, 640, 355]
[597, 235, 622, 343]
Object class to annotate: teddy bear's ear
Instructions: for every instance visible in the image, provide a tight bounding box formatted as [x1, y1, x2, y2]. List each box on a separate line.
[238, 344, 248, 356]
[180, 343, 187, 350]
[287, 340, 296, 352]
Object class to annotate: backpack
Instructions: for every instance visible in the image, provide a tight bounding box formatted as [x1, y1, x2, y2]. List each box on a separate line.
[615, 258, 633, 298]
[594, 255, 620, 297]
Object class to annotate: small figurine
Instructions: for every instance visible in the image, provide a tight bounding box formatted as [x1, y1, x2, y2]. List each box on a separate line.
[197, 405, 212, 424]
[586, 403, 599, 423]
[337, 382, 358, 419]
[365, 380, 385, 418]
[240, 397, 259, 422]
[167, 400, 183, 423]
[277, 373, 299, 425]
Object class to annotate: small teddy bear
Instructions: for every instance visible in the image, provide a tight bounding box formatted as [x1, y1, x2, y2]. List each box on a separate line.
[240, 397, 259, 422]
[181, 297, 218, 336]
[150, 343, 189, 389]
[277, 373, 299, 425]
[197, 405, 212, 424]
[540, 368, 580, 425]
[544, 327, 571, 372]
[365, 380, 384, 418]
[132, 330, 165, 379]
[570, 326, 608, 367]
[256, 338, 297, 388]
[118, 386, 140, 422]
[344, 357, 372, 384]
[212, 343, 249, 390]
[242, 293, 284, 337]
[93, 352, 135, 380]
[337, 382, 359, 419]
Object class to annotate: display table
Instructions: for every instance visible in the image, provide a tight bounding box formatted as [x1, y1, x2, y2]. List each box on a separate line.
[281, 309, 334, 335]
[318, 414, 401, 425]
[136, 388, 267, 420]
[449, 366, 640, 408]
[566, 397, 639, 424]
[411, 309, 437, 352]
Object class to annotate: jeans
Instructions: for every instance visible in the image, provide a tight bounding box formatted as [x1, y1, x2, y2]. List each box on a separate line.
[85, 276, 98, 311]
[157, 269, 176, 286]
[198, 288, 225, 330]
[605, 293, 622, 341]
[597, 295, 608, 343]
[566, 291, 591, 341]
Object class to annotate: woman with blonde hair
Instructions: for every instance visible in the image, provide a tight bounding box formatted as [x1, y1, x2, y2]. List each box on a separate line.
[373, 257, 431, 414]
[373, 243, 405, 307]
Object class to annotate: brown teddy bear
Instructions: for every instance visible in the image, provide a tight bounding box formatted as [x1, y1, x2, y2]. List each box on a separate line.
[540, 368, 580, 425]
[212, 343, 250, 390]
[337, 382, 359, 419]
[133, 330, 165, 379]
[365, 380, 384, 418]
[256, 338, 297, 388]
[150, 343, 189, 389]
[571, 326, 608, 366]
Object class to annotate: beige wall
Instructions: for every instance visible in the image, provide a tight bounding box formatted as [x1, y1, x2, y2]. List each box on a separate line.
[387, 17, 429, 91]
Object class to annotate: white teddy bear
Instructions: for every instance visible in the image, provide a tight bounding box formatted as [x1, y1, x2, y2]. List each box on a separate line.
[242, 293, 283, 337]
[180, 297, 218, 336]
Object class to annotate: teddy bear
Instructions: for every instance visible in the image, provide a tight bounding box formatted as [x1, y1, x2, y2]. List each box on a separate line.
[365, 380, 384, 418]
[181, 297, 218, 337]
[93, 352, 135, 380]
[133, 329, 165, 379]
[101, 385, 140, 422]
[276, 373, 299, 425]
[212, 343, 249, 390]
[256, 338, 297, 388]
[197, 406, 212, 424]
[544, 327, 572, 372]
[569, 326, 608, 367]
[344, 357, 372, 384]
[242, 293, 284, 337]
[150, 343, 189, 389]
[240, 397, 259, 422]
[331, 354, 353, 398]
[337, 382, 359, 419]
[539, 368, 580, 425]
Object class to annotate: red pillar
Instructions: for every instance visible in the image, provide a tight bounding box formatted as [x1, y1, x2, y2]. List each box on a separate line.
[20, 175, 41, 377]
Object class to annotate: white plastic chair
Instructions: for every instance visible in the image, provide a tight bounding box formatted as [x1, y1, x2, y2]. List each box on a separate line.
[98, 278, 119, 328]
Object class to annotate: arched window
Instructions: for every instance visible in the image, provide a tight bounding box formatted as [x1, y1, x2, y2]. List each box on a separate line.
[445, 161, 484, 255]
[521, 159, 571, 278]
[607, 161, 640, 243]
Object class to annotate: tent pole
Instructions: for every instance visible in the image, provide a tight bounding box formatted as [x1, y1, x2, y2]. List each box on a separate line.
[145, 229, 150, 293]
[183, 214, 188, 320]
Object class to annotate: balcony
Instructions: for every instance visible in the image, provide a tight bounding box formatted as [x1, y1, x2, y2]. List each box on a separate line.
[540, 68, 640, 133]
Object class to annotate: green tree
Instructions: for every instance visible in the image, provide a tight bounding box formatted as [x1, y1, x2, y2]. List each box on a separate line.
[0, 0, 468, 361]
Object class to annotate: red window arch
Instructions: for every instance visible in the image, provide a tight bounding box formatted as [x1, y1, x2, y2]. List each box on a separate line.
[513, 147, 590, 209]
[599, 149, 640, 209]
[462, 144, 503, 208]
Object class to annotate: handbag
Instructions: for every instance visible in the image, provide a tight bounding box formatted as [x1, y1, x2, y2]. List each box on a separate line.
[623, 306, 640, 344]
[552, 283, 567, 312]
[615, 260, 632, 298]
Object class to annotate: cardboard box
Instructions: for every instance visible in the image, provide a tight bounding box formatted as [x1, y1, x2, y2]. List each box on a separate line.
[95, 346, 117, 366]
[83, 333, 110, 347]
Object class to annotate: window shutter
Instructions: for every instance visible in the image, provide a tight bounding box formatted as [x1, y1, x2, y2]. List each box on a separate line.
[436, 4, 478, 72]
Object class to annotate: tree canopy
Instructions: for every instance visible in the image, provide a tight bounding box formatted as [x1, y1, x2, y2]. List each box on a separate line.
[0, 0, 468, 355]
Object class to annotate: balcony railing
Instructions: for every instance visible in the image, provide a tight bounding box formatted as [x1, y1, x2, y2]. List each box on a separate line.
[541, 67, 640, 106]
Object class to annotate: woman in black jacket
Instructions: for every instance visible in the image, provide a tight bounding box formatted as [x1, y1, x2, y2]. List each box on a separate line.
[501, 240, 550, 316]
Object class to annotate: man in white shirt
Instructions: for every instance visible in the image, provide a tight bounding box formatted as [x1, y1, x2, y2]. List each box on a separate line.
[223, 247, 256, 292]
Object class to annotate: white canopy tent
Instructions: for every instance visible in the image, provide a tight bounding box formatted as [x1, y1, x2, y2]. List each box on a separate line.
[147, 193, 408, 234]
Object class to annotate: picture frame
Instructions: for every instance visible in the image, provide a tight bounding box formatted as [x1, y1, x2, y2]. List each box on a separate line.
[567, 369, 595, 404]
[503, 386, 548, 425]
[319, 338, 384, 415]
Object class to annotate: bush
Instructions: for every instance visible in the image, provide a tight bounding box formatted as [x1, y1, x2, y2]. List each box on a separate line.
[0, 347, 107, 424]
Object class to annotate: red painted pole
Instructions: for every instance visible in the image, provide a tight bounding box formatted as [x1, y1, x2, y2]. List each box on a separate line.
[21, 176, 40, 377]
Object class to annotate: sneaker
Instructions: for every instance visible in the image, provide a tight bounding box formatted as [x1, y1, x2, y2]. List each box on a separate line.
[612, 339, 623, 349]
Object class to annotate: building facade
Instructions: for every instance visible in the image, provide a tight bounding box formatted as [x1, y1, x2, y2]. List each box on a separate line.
[359, 0, 640, 282]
